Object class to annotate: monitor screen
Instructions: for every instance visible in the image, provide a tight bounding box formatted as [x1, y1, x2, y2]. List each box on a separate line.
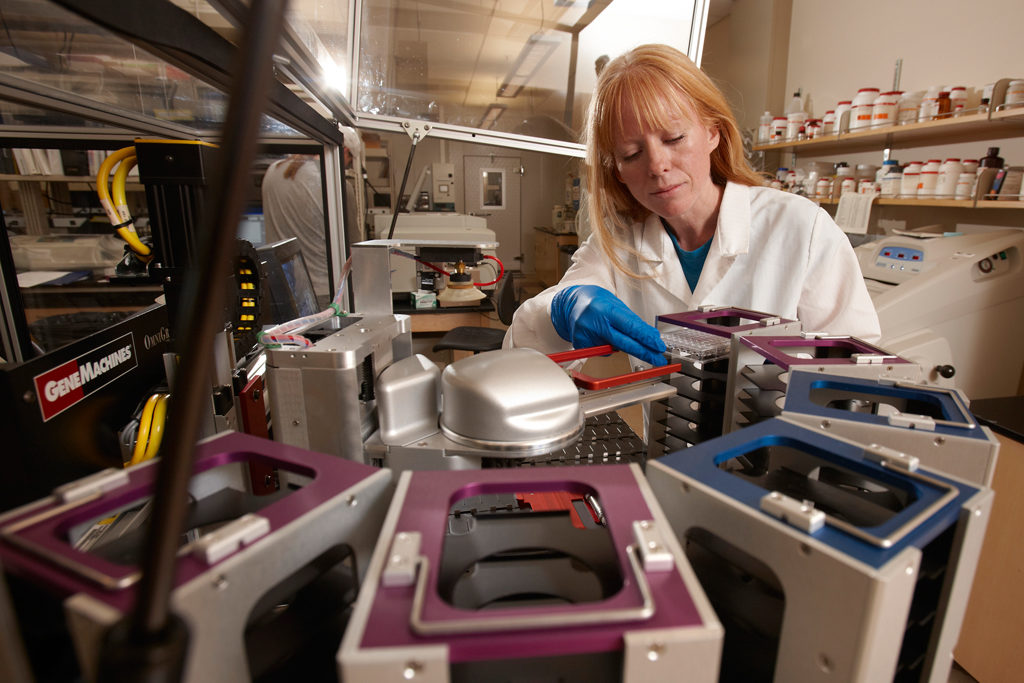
[256, 238, 320, 324]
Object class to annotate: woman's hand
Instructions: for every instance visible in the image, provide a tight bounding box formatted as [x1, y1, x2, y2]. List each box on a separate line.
[550, 285, 667, 366]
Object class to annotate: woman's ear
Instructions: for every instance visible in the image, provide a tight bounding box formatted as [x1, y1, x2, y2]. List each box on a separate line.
[708, 124, 721, 151]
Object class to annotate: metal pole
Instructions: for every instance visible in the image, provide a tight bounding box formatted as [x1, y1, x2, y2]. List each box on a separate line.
[96, 0, 288, 679]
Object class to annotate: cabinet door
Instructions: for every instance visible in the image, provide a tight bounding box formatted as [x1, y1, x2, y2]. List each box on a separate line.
[534, 230, 556, 286]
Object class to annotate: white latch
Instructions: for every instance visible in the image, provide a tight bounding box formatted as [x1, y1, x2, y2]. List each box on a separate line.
[632, 520, 675, 572]
[382, 531, 422, 587]
[800, 331, 845, 340]
[54, 468, 129, 503]
[852, 353, 898, 364]
[192, 513, 270, 565]
[864, 443, 919, 472]
[760, 492, 825, 533]
[759, 316, 782, 327]
[887, 411, 936, 431]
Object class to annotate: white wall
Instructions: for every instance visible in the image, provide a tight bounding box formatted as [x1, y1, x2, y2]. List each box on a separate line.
[786, 0, 1023, 121]
[703, 0, 791, 131]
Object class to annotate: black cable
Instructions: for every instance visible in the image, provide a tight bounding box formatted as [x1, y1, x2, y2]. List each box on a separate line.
[360, 170, 381, 195]
[132, 0, 287, 635]
[386, 133, 420, 239]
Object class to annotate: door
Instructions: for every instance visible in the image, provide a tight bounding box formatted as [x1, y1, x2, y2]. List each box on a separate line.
[464, 155, 522, 270]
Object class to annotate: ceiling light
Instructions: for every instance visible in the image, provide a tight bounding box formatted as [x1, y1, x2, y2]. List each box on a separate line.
[478, 103, 507, 129]
[497, 33, 559, 99]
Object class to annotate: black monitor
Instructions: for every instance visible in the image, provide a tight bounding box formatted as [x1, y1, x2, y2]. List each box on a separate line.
[256, 238, 320, 324]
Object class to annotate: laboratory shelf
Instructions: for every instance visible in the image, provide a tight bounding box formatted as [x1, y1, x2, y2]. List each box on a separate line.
[753, 109, 1024, 156]
[814, 197, 1021, 209]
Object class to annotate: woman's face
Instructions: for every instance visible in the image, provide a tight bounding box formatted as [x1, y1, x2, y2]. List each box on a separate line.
[611, 100, 719, 224]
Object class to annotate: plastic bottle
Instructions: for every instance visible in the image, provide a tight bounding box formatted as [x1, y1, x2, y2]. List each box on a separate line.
[901, 161, 922, 198]
[832, 162, 854, 199]
[815, 177, 832, 200]
[786, 112, 808, 140]
[937, 159, 963, 198]
[871, 91, 902, 128]
[897, 91, 923, 124]
[851, 88, 880, 130]
[821, 110, 836, 133]
[918, 159, 942, 197]
[770, 116, 788, 142]
[786, 91, 804, 115]
[833, 101, 853, 134]
[949, 87, 967, 115]
[757, 111, 773, 143]
[880, 160, 902, 198]
[1006, 80, 1024, 106]
[918, 87, 941, 122]
[955, 173, 975, 200]
[979, 83, 995, 114]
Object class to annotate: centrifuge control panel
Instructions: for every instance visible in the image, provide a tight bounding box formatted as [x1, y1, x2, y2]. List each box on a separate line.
[873, 244, 925, 274]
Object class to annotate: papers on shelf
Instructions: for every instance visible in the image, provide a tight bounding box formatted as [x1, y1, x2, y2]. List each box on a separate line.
[17, 270, 90, 287]
[834, 192, 877, 235]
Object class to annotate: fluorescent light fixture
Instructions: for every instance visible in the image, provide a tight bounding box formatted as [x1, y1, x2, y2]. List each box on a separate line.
[478, 103, 507, 129]
[497, 33, 559, 99]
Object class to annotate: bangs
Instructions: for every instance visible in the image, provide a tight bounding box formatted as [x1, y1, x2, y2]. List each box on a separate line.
[596, 65, 695, 163]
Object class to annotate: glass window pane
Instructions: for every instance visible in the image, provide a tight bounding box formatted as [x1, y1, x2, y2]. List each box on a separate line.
[0, 0, 299, 135]
[481, 169, 505, 209]
[355, 0, 701, 140]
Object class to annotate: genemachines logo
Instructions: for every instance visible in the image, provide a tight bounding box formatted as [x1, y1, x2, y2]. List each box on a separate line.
[33, 333, 138, 421]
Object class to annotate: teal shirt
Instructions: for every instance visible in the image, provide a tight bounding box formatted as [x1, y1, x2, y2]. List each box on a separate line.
[663, 220, 712, 293]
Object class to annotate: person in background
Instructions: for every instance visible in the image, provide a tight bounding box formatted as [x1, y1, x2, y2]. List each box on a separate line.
[504, 44, 879, 366]
[260, 129, 365, 305]
[261, 154, 331, 302]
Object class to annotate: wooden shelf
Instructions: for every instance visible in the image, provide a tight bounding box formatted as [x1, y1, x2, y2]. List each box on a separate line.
[0, 173, 143, 187]
[753, 109, 1023, 156]
[814, 196, 1023, 210]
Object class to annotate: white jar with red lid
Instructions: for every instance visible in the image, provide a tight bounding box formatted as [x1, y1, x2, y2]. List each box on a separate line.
[871, 91, 902, 128]
[851, 88, 880, 130]
[822, 110, 836, 133]
[901, 161, 922, 198]
[918, 159, 942, 197]
[937, 159, 964, 198]
[786, 112, 808, 140]
[918, 88, 941, 122]
[955, 173, 975, 199]
[949, 87, 968, 115]
[770, 116, 787, 142]
[815, 177, 832, 200]
[897, 91, 923, 124]
[833, 101, 853, 134]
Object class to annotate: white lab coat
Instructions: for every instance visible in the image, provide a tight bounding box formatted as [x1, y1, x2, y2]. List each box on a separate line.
[505, 182, 881, 356]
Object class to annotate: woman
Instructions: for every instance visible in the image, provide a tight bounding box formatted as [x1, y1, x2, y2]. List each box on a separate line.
[503, 44, 879, 366]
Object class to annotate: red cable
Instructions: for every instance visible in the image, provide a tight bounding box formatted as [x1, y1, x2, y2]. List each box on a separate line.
[476, 254, 504, 287]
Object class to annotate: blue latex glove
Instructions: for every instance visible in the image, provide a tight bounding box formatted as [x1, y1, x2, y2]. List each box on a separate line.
[551, 285, 667, 366]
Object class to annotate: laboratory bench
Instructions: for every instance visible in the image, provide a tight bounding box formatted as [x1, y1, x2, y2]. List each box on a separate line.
[391, 293, 501, 334]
